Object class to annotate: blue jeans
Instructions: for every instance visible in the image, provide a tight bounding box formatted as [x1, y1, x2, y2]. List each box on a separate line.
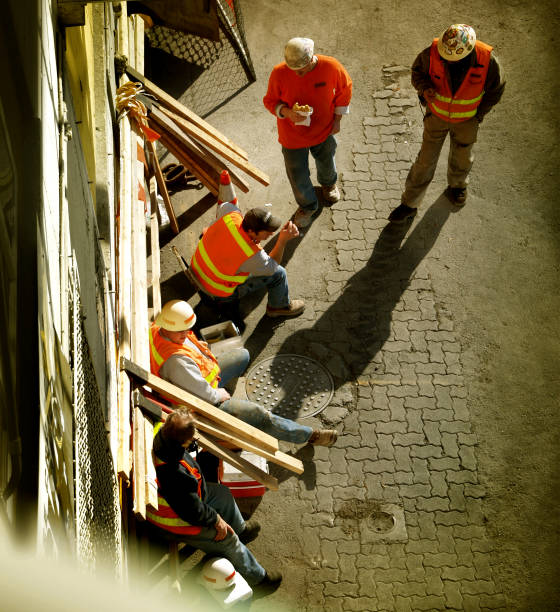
[217, 349, 313, 445]
[282, 135, 338, 212]
[165, 482, 266, 585]
[233, 267, 290, 309]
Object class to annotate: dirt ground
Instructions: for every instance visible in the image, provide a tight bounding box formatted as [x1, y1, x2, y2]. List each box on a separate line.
[159, 1, 560, 609]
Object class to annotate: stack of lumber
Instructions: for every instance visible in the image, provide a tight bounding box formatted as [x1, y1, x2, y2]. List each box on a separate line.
[126, 66, 270, 199]
[123, 358, 304, 518]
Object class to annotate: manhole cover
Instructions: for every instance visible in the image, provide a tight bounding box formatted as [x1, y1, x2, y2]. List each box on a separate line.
[368, 510, 396, 534]
[245, 355, 334, 419]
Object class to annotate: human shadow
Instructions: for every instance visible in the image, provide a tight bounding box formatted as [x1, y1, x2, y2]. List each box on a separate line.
[247, 196, 452, 409]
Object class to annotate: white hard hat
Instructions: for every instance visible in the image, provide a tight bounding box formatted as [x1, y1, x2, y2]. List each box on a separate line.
[155, 300, 196, 331]
[201, 557, 237, 590]
[284, 37, 314, 70]
[437, 24, 476, 61]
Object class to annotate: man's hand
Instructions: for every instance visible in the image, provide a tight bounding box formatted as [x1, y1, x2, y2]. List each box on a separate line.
[280, 106, 306, 124]
[422, 87, 436, 103]
[214, 514, 234, 541]
[278, 220, 300, 242]
[330, 115, 342, 135]
[217, 388, 231, 403]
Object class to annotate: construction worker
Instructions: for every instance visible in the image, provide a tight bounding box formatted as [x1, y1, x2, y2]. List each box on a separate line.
[147, 406, 282, 592]
[389, 24, 505, 224]
[190, 199, 305, 319]
[263, 37, 352, 228]
[149, 300, 337, 446]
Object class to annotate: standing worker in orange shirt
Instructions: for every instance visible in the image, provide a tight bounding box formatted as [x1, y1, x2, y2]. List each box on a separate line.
[263, 38, 352, 229]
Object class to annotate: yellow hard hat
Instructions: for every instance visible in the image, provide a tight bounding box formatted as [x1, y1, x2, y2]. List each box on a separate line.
[155, 300, 196, 331]
[437, 24, 476, 61]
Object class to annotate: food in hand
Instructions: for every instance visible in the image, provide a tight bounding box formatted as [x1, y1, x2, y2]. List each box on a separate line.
[293, 102, 312, 113]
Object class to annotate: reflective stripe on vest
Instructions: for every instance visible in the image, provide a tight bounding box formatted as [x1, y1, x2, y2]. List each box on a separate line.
[149, 324, 220, 389]
[146, 456, 203, 535]
[190, 212, 260, 297]
[427, 40, 492, 122]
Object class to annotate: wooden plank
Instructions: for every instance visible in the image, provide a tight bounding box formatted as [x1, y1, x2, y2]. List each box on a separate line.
[157, 131, 219, 197]
[126, 65, 249, 160]
[121, 357, 279, 453]
[133, 388, 163, 421]
[154, 106, 250, 194]
[144, 417, 159, 512]
[146, 140, 179, 235]
[154, 106, 270, 187]
[193, 414, 304, 475]
[147, 175, 162, 317]
[196, 432, 278, 491]
[133, 407, 146, 519]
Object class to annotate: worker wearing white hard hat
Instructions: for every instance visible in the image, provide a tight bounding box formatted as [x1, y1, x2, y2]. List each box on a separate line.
[149, 301, 338, 447]
[263, 37, 352, 229]
[389, 24, 505, 224]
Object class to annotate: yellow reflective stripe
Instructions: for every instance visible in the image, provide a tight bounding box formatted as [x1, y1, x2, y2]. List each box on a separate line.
[449, 109, 477, 118]
[149, 327, 164, 366]
[435, 93, 451, 103]
[153, 421, 163, 437]
[146, 512, 194, 528]
[191, 255, 237, 295]
[205, 363, 220, 386]
[223, 214, 256, 257]
[434, 92, 484, 106]
[197, 240, 248, 283]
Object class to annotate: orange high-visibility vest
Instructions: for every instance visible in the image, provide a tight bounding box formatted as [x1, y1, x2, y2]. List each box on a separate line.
[146, 437, 204, 535]
[149, 323, 220, 391]
[427, 39, 493, 123]
[190, 211, 261, 297]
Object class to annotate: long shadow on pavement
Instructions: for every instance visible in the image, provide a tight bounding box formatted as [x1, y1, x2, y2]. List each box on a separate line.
[246, 196, 452, 401]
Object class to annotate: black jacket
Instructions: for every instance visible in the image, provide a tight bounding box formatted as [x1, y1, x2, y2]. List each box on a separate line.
[152, 431, 218, 528]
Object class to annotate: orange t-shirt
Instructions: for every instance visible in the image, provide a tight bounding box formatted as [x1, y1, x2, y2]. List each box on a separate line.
[263, 55, 352, 149]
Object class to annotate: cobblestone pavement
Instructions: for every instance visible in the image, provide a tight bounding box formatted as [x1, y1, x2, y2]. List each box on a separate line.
[246, 68, 507, 612]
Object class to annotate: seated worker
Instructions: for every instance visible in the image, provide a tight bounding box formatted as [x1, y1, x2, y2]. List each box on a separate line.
[150, 300, 337, 446]
[189, 202, 305, 318]
[147, 407, 282, 592]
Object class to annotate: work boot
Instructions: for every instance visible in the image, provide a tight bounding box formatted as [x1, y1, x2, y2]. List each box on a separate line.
[265, 299, 305, 318]
[254, 570, 283, 596]
[239, 519, 261, 544]
[321, 183, 340, 205]
[446, 186, 467, 206]
[293, 207, 315, 229]
[388, 203, 418, 224]
[308, 429, 338, 447]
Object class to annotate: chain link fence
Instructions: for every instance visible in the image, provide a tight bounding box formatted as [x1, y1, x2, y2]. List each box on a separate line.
[72, 285, 122, 576]
[145, 0, 255, 118]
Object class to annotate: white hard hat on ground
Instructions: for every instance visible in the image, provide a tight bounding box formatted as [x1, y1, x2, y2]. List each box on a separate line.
[155, 300, 196, 331]
[284, 37, 314, 70]
[437, 24, 476, 61]
[201, 557, 238, 590]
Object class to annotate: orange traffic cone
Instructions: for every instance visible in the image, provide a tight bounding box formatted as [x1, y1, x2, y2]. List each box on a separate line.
[218, 170, 237, 205]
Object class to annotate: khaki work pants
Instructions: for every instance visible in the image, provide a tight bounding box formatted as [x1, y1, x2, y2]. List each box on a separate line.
[402, 113, 480, 208]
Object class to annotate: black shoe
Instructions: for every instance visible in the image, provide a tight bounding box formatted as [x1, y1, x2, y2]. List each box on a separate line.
[388, 203, 417, 224]
[239, 519, 261, 544]
[446, 186, 467, 206]
[254, 570, 283, 596]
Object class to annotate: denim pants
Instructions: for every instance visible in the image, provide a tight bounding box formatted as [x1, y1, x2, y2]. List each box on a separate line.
[163, 482, 266, 585]
[217, 349, 313, 444]
[233, 267, 290, 309]
[402, 113, 479, 208]
[282, 135, 338, 212]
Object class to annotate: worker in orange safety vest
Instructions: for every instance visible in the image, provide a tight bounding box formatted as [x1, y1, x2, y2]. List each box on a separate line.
[389, 24, 505, 224]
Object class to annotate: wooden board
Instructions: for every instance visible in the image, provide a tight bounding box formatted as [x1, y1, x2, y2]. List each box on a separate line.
[154, 106, 250, 194]
[196, 432, 279, 491]
[193, 414, 304, 475]
[148, 175, 162, 317]
[126, 66, 249, 160]
[146, 140, 179, 235]
[121, 357, 279, 453]
[133, 407, 146, 519]
[144, 417, 159, 511]
[154, 106, 270, 187]
[157, 131, 219, 196]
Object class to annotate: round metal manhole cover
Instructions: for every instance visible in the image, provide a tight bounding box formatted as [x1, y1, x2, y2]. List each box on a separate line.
[245, 354, 334, 419]
[368, 511, 396, 534]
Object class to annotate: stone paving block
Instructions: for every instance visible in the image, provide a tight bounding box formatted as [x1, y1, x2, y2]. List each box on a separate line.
[381, 141, 396, 153]
[393, 470, 414, 484]
[333, 485, 366, 501]
[374, 582, 395, 610]
[446, 469, 478, 485]
[376, 433, 395, 460]
[442, 341, 461, 353]
[336, 238, 366, 251]
[386, 384, 418, 397]
[436, 524, 456, 554]
[389, 396, 406, 421]
[460, 445, 478, 471]
[410, 595, 447, 610]
[444, 579, 464, 609]
[360, 422, 377, 444]
[405, 395, 435, 409]
[435, 385, 453, 409]
[365, 474, 384, 499]
[317, 471, 348, 488]
[324, 581, 360, 597]
[473, 553, 493, 581]
[352, 142, 381, 153]
[435, 510, 468, 526]
[462, 594, 482, 612]
[450, 385, 468, 398]
[343, 597, 379, 611]
[416, 361, 447, 375]
[399, 483, 431, 498]
[406, 408, 424, 433]
[453, 397, 470, 421]
[394, 445, 411, 471]
[348, 461, 366, 486]
[321, 229, 348, 241]
[338, 434, 363, 449]
[316, 488, 334, 513]
[376, 421, 407, 435]
[430, 471, 447, 500]
[394, 581, 427, 597]
[406, 538, 440, 554]
[424, 565, 445, 596]
[417, 377, 434, 396]
[423, 420, 441, 446]
[427, 341, 445, 363]
[440, 421, 472, 435]
[410, 444, 442, 459]
[449, 483, 467, 511]
[375, 99, 390, 116]
[382, 484, 402, 503]
[417, 511, 437, 539]
[441, 431, 459, 457]
[411, 456, 430, 483]
[465, 498, 486, 525]
[374, 189, 403, 201]
[337, 250, 354, 271]
[302, 512, 335, 528]
[464, 484, 486, 498]
[416, 497, 449, 512]
[477, 593, 507, 608]
[454, 525, 487, 540]
[393, 432, 425, 446]
[410, 330, 428, 351]
[427, 455, 460, 473]
[392, 310, 421, 323]
[320, 539, 339, 569]
[462, 580, 497, 595]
